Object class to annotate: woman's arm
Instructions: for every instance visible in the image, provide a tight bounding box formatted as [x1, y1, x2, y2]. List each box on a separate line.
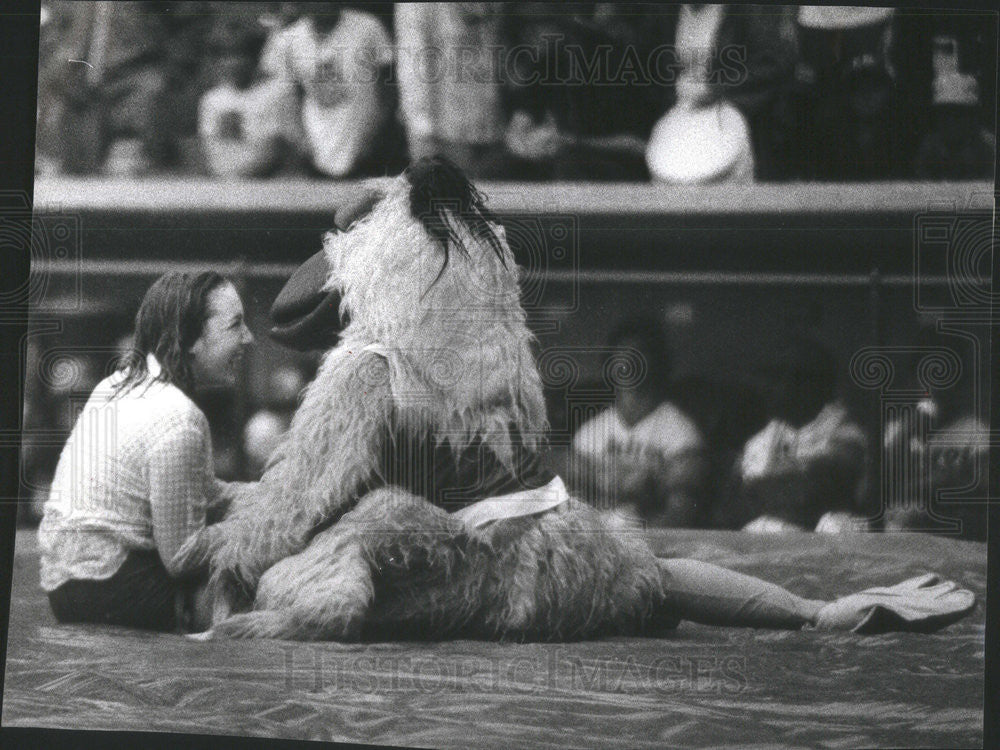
[148, 416, 216, 579]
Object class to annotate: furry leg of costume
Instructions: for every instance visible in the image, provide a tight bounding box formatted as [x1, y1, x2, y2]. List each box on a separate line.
[204, 488, 474, 640]
[207, 518, 380, 641]
[200, 491, 679, 642]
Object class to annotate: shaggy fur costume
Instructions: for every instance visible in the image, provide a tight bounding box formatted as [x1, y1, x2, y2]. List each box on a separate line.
[174, 157, 682, 641]
[176, 158, 974, 641]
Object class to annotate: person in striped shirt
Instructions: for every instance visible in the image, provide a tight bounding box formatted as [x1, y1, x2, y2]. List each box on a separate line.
[38, 271, 254, 631]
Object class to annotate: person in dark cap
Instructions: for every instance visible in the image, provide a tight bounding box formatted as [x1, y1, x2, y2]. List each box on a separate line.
[571, 315, 709, 528]
[737, 335, 868, 533]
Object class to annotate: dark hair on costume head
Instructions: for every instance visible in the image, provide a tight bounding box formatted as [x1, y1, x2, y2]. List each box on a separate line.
[406, 155, 506, 289]
[113, 271, 229, 398]
[607, 315, 673, 396]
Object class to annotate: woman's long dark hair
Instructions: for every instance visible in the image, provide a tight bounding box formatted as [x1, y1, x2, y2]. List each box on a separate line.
[113, 271, 228, 398]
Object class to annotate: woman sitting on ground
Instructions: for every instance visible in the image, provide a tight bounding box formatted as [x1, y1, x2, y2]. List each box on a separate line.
[38, 271, 255, 631]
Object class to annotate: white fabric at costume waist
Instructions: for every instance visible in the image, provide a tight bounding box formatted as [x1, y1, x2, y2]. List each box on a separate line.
[452, 476, 570, 530]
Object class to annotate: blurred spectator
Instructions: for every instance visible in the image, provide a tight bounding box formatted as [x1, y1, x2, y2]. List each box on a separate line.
[36, 3, 66, 176]
[395, 3, 510, 178]
[504, 3, 662, 181]
[571, 316, 709, 528]
[882, 327, 988, 540]
[719, 5, 800, 181]
[261, 5, 396, 177]
[792, 6, 902, 180]
[36, 1, 169, 175]
[911, 34, 995, 179]
[893, 9, 996, 180]
[243, 410, 289, 476]
[242, 364, 306, 476]
[737, 336, 867, 533]
[647, 5, 798, 183]
[154, 2, 225, 172]
[198, 18, 304, 177]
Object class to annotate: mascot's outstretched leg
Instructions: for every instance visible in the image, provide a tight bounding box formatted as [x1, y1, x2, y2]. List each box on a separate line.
[657, 560, 975, 634]
[197, 516, 975, 640]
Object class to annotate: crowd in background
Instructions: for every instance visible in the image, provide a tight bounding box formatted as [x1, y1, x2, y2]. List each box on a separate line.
[36, 2, 996, 183]
[566, 316, 988, 540]
[20, 312, 989, 541]
[25, 3, 994, 537]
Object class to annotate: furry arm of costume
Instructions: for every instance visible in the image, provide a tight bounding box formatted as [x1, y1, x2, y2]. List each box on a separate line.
[174, 348, 392, 591]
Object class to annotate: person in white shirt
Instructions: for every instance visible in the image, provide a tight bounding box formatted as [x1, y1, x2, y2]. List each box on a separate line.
[738, 336, 868, 533]
[260, 6, 394, 177]
[394, 3, 510, 178]
[646, 4, 755, 184]
[572, 316, 708, 527]
[198, 22, 303, 178]
[882, 325, 989, 540]
[39, 272, 254, 631]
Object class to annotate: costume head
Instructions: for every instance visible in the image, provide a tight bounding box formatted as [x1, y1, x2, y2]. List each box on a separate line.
[271, 156, 517, 350]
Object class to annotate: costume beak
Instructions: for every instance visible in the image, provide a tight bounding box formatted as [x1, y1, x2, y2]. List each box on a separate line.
[269, 249, 348, 351]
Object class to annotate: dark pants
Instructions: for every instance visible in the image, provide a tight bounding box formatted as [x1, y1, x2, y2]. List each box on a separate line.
[48, 549, 179, 631]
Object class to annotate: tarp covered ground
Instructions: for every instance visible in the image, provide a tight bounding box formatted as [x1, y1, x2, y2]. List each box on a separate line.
[2, 529, 985, 748]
